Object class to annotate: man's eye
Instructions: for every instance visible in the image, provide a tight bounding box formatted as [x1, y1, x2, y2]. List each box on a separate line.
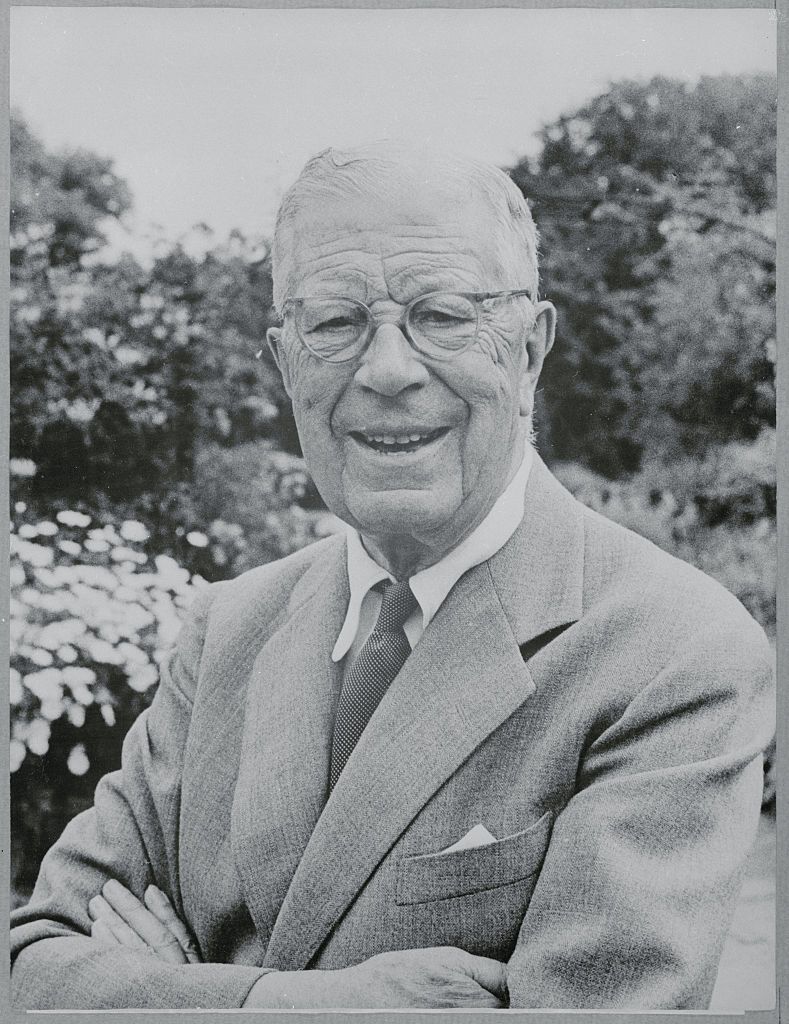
[415, 308, 474, 328]
[423, 310, 463, 324]
[310, 316, 357, 332]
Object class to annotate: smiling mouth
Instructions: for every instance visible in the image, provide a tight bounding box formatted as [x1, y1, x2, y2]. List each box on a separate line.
[350, 428, 449, 454]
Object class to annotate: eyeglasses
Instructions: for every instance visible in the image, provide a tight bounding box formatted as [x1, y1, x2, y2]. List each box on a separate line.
[280, 289, 534, 363]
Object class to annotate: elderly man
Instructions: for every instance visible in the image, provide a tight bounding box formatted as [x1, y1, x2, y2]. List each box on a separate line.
[11, 145, 773, 1010]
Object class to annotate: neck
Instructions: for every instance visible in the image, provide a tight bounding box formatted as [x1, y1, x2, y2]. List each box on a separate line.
[360, 533, 450, 580]
[359, 486, 505, 579]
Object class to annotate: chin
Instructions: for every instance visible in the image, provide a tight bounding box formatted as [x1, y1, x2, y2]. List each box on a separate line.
[347, 489, 460, 542]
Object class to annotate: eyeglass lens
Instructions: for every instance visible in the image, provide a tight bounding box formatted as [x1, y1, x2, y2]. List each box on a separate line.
[295, 293, 479, 361]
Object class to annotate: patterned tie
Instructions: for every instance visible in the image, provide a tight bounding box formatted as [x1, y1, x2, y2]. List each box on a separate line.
[329, 579, 417, 791]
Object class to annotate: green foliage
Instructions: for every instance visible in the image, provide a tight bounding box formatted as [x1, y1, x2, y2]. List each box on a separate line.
[553, 426, 776, 639]
[511, 74, 776, 476]
[11, 239, 287, 506]
[11, 113, 133, 268]
[11, 117, 289, 518]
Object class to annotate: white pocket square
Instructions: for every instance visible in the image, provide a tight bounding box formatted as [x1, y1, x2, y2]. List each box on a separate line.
[437, 823, 498, 855]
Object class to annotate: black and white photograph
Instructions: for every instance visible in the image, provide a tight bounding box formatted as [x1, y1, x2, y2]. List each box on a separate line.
[8, 4, 778, 1012]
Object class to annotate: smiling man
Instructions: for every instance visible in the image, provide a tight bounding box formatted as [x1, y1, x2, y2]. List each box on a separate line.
[11, 145, 774, 1010]
[270, 163, 553, 580]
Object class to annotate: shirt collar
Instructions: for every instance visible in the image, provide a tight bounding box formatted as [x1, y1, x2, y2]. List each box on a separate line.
[332, 445, 533, 662]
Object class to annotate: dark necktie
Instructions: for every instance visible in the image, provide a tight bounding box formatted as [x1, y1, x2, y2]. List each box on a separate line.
[329, 579, 417, 791]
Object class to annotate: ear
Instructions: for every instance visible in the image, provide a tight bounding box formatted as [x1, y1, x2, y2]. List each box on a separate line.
[267, 326, 293, 397]
[519, 301, 556, 418]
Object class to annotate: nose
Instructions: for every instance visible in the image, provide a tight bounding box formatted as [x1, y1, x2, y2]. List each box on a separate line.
[354, 322, 430, 396]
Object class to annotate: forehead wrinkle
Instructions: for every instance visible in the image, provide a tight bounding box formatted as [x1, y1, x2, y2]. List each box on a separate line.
[296, 251, 375, 276]
[380, 222, 471, 241]
[384, 246, 489, 288]
[292, 249, 378, 287]
[381, 249, 482, 268]
[296, 219, 474, 252]
[386, 264, 482, 295]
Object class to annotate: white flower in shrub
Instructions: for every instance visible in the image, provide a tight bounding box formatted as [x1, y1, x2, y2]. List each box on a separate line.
[9, 618, 27, 646]
[23, 668, 64, 704]
[62, 666, 96, 687]
[10, 458, 37, 478]
[10, 669, 23, 705]
[154, 554, 191, 591]
[40, 699, 65, 722]
[10, 510, 204, 774]
[12, 538, 54, 567]
[81, 637, 125, 665]
[36, 618, 87, 650]
[84, 538, 110, 553]
[57, 510, 92, 528]
[25, 647, 54, 667]
[67, 744, 90, 776]
[186, 531, 209, 548]
[19, 719, 52, 757]
[74, 565, 117, 590]
[62, 666, 96, 705]
[38, 591, 71, 614]
[10, 740, 27, 772]
[67, 704, 87, 728]
[117, 642, 149, 667]
[111, 546, 147, 565]
[128, 664, 159, 693]
[120, 520, 150, 543]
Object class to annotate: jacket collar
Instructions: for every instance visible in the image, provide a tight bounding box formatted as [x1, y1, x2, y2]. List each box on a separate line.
[488, 452, 585, 647]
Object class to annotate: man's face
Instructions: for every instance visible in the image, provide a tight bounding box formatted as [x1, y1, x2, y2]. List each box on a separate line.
[268, 184, 555, 557]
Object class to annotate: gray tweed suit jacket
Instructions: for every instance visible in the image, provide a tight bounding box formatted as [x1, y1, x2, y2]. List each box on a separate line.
[11, 456, 774, 1009]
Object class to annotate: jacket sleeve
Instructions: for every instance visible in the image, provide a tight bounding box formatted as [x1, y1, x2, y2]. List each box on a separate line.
[10, 583, 271, 1009]
[507, 615, 775, 1009]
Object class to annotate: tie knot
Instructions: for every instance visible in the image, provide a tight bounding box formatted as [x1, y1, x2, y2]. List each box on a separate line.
[376, 579, 417, 633]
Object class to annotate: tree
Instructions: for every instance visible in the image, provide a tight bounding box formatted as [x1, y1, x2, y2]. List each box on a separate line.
[509, 74, 776, 476]
[10, 116, 294, 568]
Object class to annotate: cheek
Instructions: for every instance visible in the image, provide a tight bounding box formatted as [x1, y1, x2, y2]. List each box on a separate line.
[283, 340, 350, 429]
[463, 321, 525, 414]
[283, 339, 317, 398]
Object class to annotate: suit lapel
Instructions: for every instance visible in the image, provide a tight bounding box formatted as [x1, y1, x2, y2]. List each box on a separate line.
[487, 454, 585, 648]
[263, 454, 585, 970]
[230, 540, 348, 953]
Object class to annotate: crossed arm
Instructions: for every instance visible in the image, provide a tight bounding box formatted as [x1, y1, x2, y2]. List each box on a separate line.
[10, 586, 505, 1010]
[11, 585, 775, 1009]
[87, 881, 506, 1008]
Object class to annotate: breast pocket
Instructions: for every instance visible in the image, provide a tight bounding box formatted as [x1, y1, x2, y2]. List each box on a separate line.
[395, 811, 553, 906]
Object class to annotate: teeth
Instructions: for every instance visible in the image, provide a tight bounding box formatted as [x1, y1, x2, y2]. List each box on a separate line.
[363, 432, 431, 442]
[359, 429, 442, 448]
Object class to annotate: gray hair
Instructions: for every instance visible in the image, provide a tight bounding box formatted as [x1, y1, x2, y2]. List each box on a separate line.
[271, 142, 540, 313]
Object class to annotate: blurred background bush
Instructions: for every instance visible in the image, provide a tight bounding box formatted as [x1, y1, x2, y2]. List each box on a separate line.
[9, 72, 776, 904]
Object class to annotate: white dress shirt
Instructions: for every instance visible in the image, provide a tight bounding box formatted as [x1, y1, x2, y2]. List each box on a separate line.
[332, 446, 533, 668]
